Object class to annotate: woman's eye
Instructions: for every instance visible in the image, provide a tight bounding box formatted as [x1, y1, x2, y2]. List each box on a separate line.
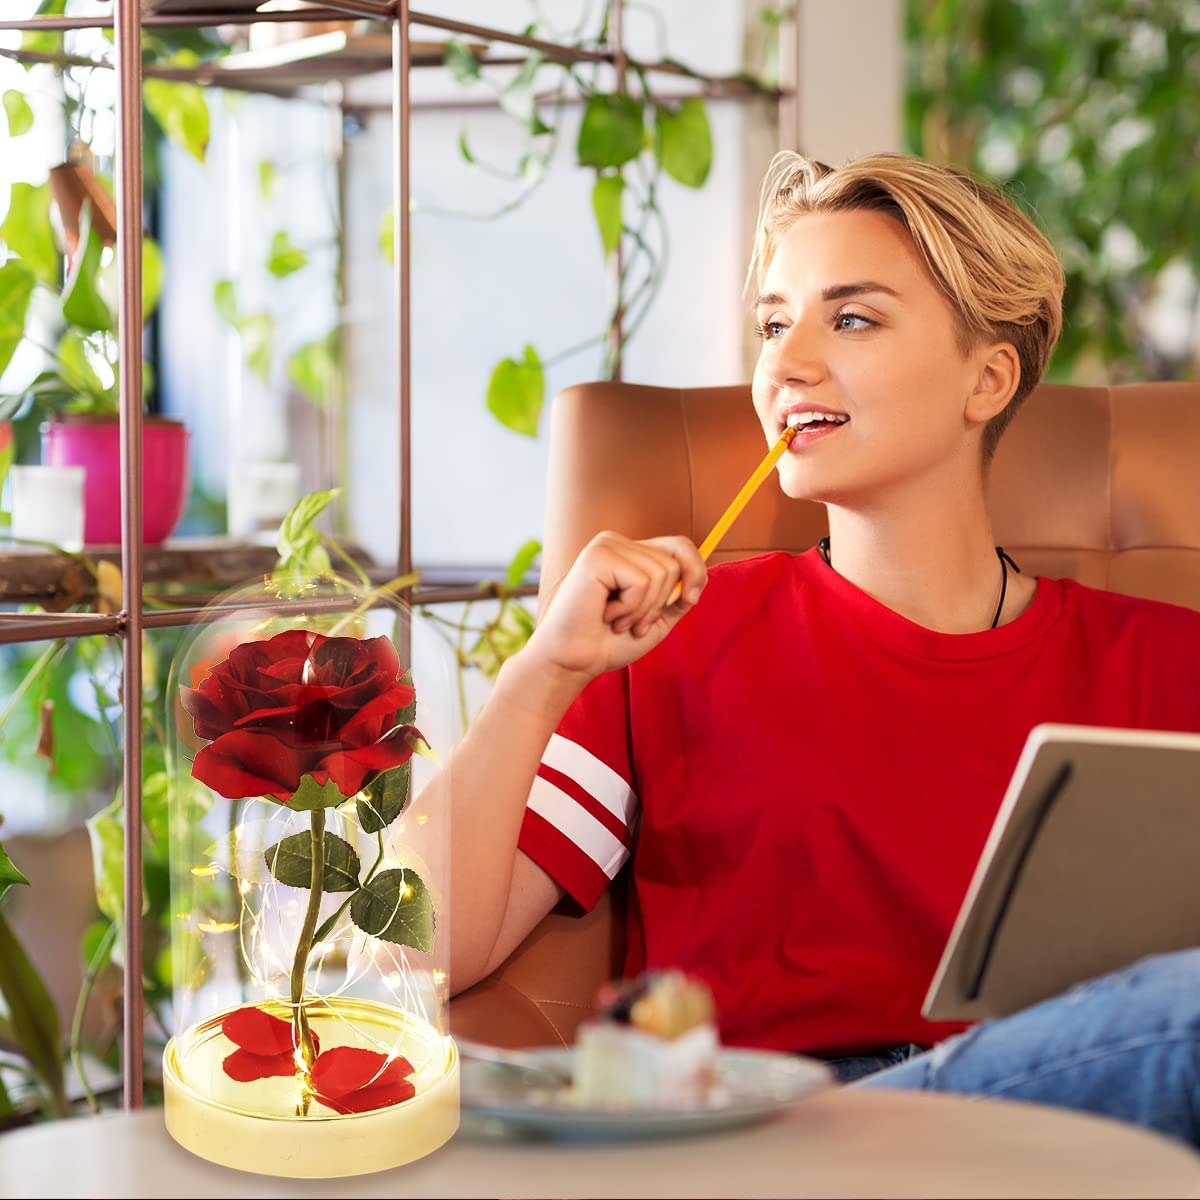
[835, 311, 875, 331]
[755, 319, 788, 341]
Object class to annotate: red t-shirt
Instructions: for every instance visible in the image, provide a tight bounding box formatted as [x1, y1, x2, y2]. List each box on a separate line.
[517, 549, 1200, 1056]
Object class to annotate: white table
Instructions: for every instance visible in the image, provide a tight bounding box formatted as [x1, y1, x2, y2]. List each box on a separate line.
[2, 1089, 1198, 1199]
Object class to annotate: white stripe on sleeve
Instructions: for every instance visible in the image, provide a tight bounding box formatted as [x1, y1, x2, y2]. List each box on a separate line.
[542, 733, 637, 827]
[527, 775, 631, 880]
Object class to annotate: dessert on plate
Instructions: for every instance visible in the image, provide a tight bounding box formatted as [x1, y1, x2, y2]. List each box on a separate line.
[572, 970, 719, 1107]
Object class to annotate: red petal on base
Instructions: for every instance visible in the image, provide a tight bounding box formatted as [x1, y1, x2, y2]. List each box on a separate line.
[221, 1005, 296, 1056]
[316, 1078, 417, 1114]
[222, 1048, 296, 1082]
[310, 1046, 414, 1099]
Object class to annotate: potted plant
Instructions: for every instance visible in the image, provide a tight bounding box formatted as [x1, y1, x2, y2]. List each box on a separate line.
[0, 168, 189, 546]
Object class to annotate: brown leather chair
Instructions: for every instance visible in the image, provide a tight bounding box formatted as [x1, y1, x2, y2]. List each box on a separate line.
[448, 380, 1200, 1048]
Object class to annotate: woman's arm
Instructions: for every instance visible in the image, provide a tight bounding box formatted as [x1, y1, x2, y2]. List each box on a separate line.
[435, 531, 708, 993]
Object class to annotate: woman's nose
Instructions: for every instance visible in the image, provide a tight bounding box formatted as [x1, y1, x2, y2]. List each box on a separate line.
[767, 321, 826, 388]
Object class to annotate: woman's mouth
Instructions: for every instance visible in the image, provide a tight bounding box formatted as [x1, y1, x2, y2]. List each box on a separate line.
[784, 411, 850, 448]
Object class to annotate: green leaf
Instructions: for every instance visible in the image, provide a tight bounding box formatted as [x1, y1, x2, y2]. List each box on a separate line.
[354, 666, 418, 837]
[213, 278, 239, 326]
[80, 919, 113, 971]
[0, 910, 66, 1117]
[61, 205, 113, 334]
[0, 839, 30, 905]
[457, 130, 476, 164]
[239, 312, 274, 381]
[486, 344, 544, 438]
[276, 487, 338, 562]
[3, 90, 33, 137]
[143, 72, 210, 164]
[505, 539, 541, 588]
[86, 800, 128, 929]
[444, 38, 480, 84]
[0, 261, 35, 379]
[266, 230, 308, 279]
[56, 331, 113, 411]
[19, 0, 66, 60]
[357, 763, 410, 835]
[97, 236, 164, 323]
[465, 601, 536, 682]
[1, 181, 61, 286]
[591, 172, 625, 257]
[265, 831, 361, 892]
[654, 99, 712, 188]
[286, 773, 348, 812]
[578, 94, 645, 169]
[350, 868, 434, 953]
[257, 159, 277, 203]
[501, 53, 552, 135]
[379, 207, 395, 265]
[286, 332, 338, 408]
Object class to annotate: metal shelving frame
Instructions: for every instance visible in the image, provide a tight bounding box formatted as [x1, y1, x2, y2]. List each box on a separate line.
[0, 0, 796, 1112]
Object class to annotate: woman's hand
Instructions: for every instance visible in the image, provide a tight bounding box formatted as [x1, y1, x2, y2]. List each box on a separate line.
[524, 531, 707, 682]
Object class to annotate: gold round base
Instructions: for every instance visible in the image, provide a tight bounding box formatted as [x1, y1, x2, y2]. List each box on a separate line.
[163, 998, 459, 1178]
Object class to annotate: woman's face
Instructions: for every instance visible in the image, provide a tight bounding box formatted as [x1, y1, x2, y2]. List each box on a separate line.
[751, 209, 987, 506]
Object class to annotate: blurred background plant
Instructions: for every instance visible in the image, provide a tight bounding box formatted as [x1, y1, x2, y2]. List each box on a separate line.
[906, 0, 1200, 382]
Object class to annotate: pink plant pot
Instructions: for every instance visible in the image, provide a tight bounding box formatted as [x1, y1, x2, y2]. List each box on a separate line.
[42, 416, 190, 546]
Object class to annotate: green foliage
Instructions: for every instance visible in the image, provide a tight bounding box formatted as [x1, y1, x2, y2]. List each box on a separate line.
[905, 0, 1200, 381]
[272, 488, 339, 585]
[356, 672, 417, 834]
[287, 332, 338, 408]
[379, 207, 395, 266]
[19, 1, 66, 60]
[266, 230, 308, 279]
[486, 344, 544, 437]
[0, 840, 30, 904]
[286, 775, 348, 811]
[0, 910, 66, 1118]
[1, 181, 60, 287]
[501, 53, 552, 136]
[505, 539, 541, 588]
[257, 160, 277, 203]
[591, 172, 625, 257]
[465, 601, 536, 683]
[578, 94, 646, 169]
[61, 207, 112, 334]
[356, 763, 410, 836]
[265, 831, 361, 891]
[653, 99, 713, 188]
[3, 91, 33, 138]
[443, 38, 481, 85]
[213, 280, 276, 383]
[0, 262, 36, 381]
[350, 868, 434, 953]
[143, 63, 211, 165]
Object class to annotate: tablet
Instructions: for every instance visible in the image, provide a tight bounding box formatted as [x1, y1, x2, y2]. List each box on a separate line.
[923, 723, 1200, 1023]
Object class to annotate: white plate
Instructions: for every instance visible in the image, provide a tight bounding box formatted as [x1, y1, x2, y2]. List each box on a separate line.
[460, 1047, 832, 1141]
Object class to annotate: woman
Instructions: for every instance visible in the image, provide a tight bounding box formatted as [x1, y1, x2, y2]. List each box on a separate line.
[441, 152, 1200, 1143]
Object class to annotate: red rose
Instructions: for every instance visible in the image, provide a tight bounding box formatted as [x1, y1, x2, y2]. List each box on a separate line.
[180, 629, 421, 803]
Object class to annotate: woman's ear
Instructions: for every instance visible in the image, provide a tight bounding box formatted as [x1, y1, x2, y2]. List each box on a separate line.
[965, 342, 1021, 426]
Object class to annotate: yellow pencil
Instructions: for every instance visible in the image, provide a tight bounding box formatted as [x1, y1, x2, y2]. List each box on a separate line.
[668, 424, 798, 604]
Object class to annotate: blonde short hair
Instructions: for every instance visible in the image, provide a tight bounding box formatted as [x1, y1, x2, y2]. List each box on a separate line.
[749, 152, 1065, 460]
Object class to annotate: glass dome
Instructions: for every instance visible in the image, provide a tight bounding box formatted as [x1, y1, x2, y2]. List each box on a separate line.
[161, 573, 459, 1177]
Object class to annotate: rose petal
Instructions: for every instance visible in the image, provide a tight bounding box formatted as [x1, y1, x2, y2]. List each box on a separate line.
[191, 731, 311, 801]
[222, 1005, 305, 1056]
[316, 1078, 416, 1114]
[310, 1047, 414, 1099]
[222, 1048, 296, 1083]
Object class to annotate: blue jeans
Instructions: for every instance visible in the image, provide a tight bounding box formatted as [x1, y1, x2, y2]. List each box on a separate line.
[833, 948, 1200, 1147]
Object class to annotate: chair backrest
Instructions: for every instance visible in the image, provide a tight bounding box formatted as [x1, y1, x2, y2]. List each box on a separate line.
[447, 380, 1200, 1047]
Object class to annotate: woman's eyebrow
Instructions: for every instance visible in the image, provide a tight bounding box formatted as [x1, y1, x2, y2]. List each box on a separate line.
[821, 281, 901, 301]
[753, 282, 901, 308]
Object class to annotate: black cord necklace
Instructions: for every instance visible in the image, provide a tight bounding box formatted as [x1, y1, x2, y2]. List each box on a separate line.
[816, 537, 1021, 630]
